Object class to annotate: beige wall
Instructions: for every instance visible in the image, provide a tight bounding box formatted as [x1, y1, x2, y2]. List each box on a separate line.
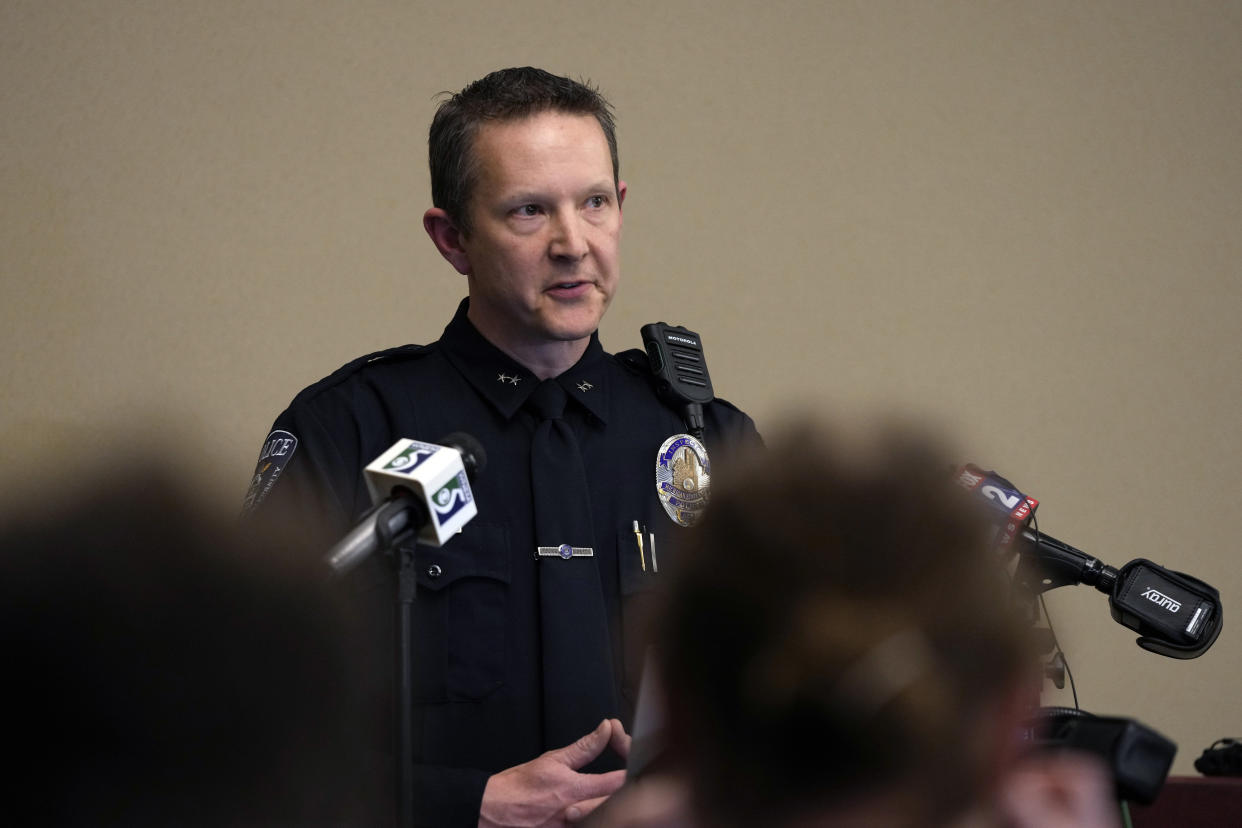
[3, 1, 1240, 775]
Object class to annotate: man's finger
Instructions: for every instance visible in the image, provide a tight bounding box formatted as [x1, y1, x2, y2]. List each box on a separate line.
[569, 769, 628, 807]
[551, 719, 612, 770]
[563, 794, 608, 824]
[607, 718, 632, 760]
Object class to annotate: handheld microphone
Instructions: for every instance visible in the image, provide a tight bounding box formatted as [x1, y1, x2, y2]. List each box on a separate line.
[954, 464, 1223, 659]
[326, 433, 486, 574]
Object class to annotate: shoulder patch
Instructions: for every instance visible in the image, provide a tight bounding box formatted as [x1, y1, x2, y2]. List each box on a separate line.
[242, 429, 299, 514]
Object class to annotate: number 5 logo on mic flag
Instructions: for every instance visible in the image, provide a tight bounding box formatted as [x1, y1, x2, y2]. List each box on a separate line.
[430, 472, 473, 529]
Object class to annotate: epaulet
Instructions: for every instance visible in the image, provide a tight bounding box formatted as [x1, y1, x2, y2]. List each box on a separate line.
[614, 346, 697, 409]
[356, 342, 433, 367]
[615, 347, 749, 416]
[290, 343, 434, 403]
[614, 347, 652, 376]
[708, 395, 748, 417]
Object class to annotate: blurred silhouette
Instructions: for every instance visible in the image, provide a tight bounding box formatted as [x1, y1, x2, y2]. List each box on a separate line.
[0, 461, 383, 825]
[592, 421, 1119, 828]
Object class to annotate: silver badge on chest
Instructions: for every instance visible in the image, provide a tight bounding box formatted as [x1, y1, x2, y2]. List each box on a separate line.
[655, 434, 711, 527]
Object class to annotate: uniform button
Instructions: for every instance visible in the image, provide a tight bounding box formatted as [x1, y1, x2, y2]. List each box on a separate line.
[426, 564, 442, 579]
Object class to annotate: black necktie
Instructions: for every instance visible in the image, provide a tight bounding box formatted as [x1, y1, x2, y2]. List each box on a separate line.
[527, 379, 619, 752]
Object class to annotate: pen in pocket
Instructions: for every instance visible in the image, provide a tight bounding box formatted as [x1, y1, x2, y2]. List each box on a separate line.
[632, 520, 646, 572]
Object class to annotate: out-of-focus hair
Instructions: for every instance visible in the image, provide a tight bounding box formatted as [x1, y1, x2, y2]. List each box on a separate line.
[0, 465, 381, 825]
[428, 66, 619, 234]
[657, 422, 1035, 827]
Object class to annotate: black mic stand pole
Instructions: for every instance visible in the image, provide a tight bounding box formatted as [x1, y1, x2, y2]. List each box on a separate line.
[395, 543, 417, 828]
[369, 496, 427, 828]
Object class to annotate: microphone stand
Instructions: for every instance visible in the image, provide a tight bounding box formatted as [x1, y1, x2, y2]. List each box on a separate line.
[395, 543, 418, 828]
[325, 434, 484, 824]
[369, 497, 427, 828]
[326, 435, 485, 825]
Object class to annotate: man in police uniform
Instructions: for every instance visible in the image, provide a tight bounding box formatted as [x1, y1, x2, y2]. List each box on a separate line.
[246, 67, 758, 826]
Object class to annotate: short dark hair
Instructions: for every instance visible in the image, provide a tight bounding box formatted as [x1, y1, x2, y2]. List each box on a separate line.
[657, 423, 1035, 827]
[428, 66, 619, 234]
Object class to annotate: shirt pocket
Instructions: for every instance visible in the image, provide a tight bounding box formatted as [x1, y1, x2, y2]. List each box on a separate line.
[616, 523, 674, 704]
[408, 522, 510, 702]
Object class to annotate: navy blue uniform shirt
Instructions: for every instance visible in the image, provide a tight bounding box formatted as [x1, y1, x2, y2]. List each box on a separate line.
[247, 299, 759, 826]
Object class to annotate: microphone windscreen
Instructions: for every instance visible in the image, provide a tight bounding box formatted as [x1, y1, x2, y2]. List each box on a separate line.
[439, 432, 486, 479]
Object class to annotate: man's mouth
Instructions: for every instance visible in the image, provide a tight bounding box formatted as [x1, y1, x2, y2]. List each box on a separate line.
[546, 281, 592, 296]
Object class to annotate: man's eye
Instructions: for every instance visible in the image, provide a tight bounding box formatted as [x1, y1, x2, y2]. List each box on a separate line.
[586, 196, 606, 209]
[516, 204, 541, 217]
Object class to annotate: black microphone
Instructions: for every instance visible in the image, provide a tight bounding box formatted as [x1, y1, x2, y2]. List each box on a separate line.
[955, 464, 1223, 659]
[326, 433, 486, 574]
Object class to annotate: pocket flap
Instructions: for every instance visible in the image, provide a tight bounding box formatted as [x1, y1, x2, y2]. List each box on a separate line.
[412, 522, 510, 592]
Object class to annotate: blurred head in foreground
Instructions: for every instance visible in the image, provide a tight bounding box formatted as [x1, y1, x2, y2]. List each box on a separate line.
[656, 422, 1040, 827]
[0, 463, 379, 825]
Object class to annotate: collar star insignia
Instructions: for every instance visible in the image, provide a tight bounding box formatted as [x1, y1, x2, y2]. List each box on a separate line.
[577, 381, 594, 392]
[497, 372, 521, 386]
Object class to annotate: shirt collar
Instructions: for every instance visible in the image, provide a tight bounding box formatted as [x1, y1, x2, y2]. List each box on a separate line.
[438, 298, 611, 424]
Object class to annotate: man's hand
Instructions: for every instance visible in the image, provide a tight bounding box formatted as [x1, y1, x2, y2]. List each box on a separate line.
[478, 718, 632, 828]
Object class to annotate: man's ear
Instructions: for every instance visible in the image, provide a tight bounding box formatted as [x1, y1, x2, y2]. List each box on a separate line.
[423, 208, 472, 275]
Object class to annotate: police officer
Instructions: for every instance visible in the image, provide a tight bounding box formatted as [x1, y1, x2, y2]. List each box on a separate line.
[246, 67, 758, 827]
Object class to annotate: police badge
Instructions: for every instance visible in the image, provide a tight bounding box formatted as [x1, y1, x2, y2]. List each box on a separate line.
[655, 434, 711, 527]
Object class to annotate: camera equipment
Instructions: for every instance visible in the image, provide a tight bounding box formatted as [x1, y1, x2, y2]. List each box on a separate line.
[1194, 738, 1242, 776]
[1029, 707, 1177, 805]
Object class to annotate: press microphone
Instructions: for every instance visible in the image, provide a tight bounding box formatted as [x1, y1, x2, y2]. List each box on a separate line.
[954, 464, 1222, 659]
[326, 433, 486, 574]
[1025, 529, 1222, 660]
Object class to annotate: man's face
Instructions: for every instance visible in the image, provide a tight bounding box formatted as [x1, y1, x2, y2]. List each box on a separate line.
[455, 111, 625, 356]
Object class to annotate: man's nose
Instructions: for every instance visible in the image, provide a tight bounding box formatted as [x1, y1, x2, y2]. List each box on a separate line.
[548, 212, 589, 261]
